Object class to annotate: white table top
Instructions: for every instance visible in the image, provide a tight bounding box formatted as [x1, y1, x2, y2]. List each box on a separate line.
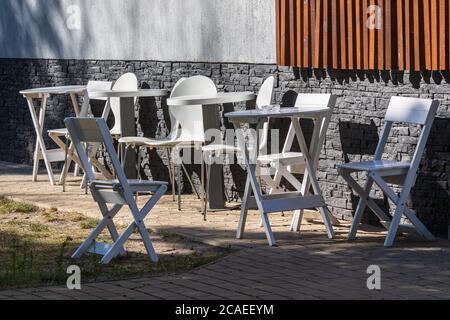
[20, 85, 87, 96]
[167, 92, 256, 106]
[225, 106, 331, 123]
[88, 89, 169, 99]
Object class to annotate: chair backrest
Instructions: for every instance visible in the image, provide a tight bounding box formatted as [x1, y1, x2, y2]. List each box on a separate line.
[255, 77, 275, 153]
[169, 76, 217, 143]
[65, 117, 130, 192]
[384, 96, 438, 125]
[79, 81, 113, 118]
[109, 73, 138, 135]
[375, 97, 439, 163]
[256, 76, 275, 108]
[281, 93, 337, 156]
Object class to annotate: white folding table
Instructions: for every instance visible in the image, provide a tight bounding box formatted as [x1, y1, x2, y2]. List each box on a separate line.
[20, 86, 87, 185]
[167, 92, 256, 210]
[225, 107, 335, 246]
[89, 89, 170, 179]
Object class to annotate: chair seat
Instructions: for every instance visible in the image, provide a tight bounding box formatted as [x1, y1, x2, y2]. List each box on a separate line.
[48, 128, 68, 136]
[119, 136, 179, 147]
[202, 144, 240, 153]
[258, 152, 305, 164]
[338, 160, 411, 173]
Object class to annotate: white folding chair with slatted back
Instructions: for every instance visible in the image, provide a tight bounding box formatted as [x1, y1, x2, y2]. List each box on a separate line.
[337, 96, 439, 247]
[48, 81, 113, 191]
[201, 76, 275, 219]
[65, 117, 168, 264]
[256, 94, 339, 231]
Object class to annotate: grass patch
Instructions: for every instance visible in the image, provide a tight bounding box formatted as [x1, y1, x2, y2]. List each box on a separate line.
[80, 218, 100, 230]
[0, 197, 34, 214]
[0, 199, 233, 290]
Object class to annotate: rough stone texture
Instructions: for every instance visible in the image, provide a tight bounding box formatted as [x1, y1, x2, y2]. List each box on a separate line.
[0, 59, 449, 235]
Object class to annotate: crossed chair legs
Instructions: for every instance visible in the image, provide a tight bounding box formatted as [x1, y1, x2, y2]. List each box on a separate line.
[72, 183, 168, 264]
[339, 169, 436, 247]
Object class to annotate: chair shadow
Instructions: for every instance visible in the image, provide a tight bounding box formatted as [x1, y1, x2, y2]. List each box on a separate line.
[410, 117, 450, 237]
[338, 120, 389, 227]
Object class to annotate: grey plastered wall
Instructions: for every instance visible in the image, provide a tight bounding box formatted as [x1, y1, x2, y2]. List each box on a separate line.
[0, 0, 276, 63]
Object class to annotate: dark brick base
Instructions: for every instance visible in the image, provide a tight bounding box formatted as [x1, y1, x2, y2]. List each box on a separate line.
[1, 59, 449, 235]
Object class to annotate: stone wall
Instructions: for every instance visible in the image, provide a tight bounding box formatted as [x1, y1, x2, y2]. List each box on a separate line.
[0, 58, 449, 235]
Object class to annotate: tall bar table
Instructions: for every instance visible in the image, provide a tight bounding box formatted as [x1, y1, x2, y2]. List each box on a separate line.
[225, 107, 335, 246]
[20, 86, 87, 185]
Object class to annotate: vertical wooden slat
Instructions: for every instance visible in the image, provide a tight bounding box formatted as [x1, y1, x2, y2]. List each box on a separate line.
[347, 0, 354, 69]
[369, 0, 376, 69]
[439, 0, 446, 69]
[323, 0, 329, 67]
[280, 0, 287, 66]
[397, 0, 404, 70]
[339, 0, 347, 69]
[296, 0, 302, 66]
[332, 0, 339, 68]
[413, 0, 421, 70]
[377, 0, 384, 69]
[289, 0, 296, 66]
[313, 0, 322, 68]
[303, 0, 310, 67]
[431, 0, 438, 70]
[385, 0, 391, 69]
[355, 0, 362, 69]
[363, 0, 369, 69]
[405, 0, 411, 70]
[423, 0, 432, 70]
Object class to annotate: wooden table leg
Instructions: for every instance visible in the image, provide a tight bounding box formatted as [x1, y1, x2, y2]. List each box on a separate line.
[26, 95, 56, 185]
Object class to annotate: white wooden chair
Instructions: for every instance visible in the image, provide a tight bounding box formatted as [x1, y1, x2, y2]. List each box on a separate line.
[337, 96, 439, 247]
[48, 81, 113, 190]
[257, 94, 338, 231]
[201, 76, 275, 219]
[65, 117, 168, 264]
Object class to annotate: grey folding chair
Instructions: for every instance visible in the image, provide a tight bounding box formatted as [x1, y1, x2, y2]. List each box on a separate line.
[337, 96, 439, 247]
[65, 117, 168, 264]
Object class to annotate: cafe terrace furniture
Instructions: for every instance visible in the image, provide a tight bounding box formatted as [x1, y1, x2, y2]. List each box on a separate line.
[50, 81, 113, 191]
[88, 86, 169, 179]
[65, 117, 168, 264]
[167, 88, 256, 215]
[337, 96, 439, 247]
[20, 85, 87, 185]
[257, 94, 339, 232]
[225, 107, 335, 246]
[201, 76, 275, 220]
[119, 76, 214, 211]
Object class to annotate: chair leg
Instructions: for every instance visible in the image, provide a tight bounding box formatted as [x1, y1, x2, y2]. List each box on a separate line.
[177, 164, 182, 211]
[166, 148, 176, 202]
[62, 137, 69, 192]
[384, 203, 406, 247]
[348, 177, 374, 240]
[181, 162, 200, 199]
[201, 156, 206, 220]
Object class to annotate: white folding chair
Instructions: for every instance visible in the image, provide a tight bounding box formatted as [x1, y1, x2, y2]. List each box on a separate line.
[65, 117, 168, 264]
[201, 76, 275, 219]
[49, 81, 113, 191]
[257, 94, 339, 231]
[337, 96, 439, 247]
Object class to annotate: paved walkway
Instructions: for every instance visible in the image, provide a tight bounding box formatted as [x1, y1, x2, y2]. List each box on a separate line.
[1, 162, 450, 300]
